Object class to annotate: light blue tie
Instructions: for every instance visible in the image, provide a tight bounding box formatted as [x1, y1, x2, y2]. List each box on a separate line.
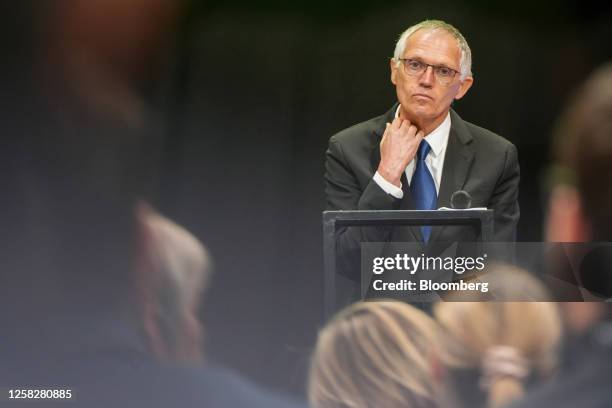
[410, 140, 437, 241]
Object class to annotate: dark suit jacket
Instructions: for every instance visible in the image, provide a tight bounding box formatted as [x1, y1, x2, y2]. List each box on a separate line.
[325, 104, 519, 278]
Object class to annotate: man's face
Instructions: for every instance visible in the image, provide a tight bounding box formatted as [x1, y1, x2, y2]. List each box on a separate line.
[390, 29, 473, 130]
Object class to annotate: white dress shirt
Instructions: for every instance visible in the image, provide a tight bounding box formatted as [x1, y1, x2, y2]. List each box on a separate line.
[373, 105, 451, 199]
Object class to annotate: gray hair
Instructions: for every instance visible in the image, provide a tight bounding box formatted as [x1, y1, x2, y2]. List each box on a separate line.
[393, 20, 472, 80]
[140, 206, 211, 357]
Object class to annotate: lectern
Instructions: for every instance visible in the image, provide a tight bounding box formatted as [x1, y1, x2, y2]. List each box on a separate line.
[322, 209, 494, 320]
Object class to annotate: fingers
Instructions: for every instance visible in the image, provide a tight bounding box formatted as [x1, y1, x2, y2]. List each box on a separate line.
[379, 119, 425, 180]
[407, 124, 418, 137]
[397, 117, 412, 131]
[398, 121, 419, 140]
[387, 118, 421, 140]
[397, 117, 406, 131]
[391, 116, 402, 130]
[382, 122, 390, 140]
[412, 131, 424, 150]
[380, 123, 390, 149]
[414, 130, 424, 144]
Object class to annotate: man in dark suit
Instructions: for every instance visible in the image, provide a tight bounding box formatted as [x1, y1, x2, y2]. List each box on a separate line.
[325, 20, 519, 278]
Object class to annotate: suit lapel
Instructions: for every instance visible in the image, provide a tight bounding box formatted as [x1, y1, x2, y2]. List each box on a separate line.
[430, 110, 475, 243]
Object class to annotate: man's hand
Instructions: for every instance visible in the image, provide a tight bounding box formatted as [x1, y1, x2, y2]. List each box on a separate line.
[377, 117, 424, 187]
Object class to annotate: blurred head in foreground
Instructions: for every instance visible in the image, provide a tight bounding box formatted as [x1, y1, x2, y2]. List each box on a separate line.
[547, 63, 612, 243]
[434, 265, 562, 408]
[135, 202, 212, 364]
[546, 63, 612, 327]
[0, 0, 184, 349]
[309, 301, 449, 408]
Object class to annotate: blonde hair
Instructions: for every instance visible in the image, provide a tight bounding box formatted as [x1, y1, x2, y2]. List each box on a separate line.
[433, 265, 562, 408]
[309, 301, 449, 408]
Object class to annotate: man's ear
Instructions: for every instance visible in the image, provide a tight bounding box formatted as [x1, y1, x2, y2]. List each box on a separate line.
[454, 76, 473, 100]
[546, 185, 592, 242]
[390, 58, 398, 85]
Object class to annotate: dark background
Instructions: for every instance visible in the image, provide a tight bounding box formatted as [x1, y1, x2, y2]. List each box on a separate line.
[4, 0, 612, 398]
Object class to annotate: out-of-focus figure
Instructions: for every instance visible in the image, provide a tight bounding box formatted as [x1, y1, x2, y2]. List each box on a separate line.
[135, 202, 211, 364]
[43, 0, 181, 126]
[1, 0, 181, 363]
[511, 63, 612, 408]
[133, 203, 305, 408]
[309, 266, 562, 408]
[309, 301, 456, 408]
[0, 2, 305, 406]
[434, 265, 562, 408]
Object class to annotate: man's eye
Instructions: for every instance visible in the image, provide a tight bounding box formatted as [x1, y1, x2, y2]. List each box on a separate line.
[407, 61, 423, 70]
[437, 67, 453, 77]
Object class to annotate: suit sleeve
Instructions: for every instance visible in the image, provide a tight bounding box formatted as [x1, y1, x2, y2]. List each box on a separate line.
[324, 137, 400, 280]
[489, 143, 520, 241]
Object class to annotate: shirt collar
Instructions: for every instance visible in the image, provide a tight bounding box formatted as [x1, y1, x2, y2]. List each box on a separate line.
[395, 105, 451, 157]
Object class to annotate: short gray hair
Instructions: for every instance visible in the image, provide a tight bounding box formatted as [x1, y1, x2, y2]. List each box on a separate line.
[139, 206, 211, 357]
[393, 20, 472, 79]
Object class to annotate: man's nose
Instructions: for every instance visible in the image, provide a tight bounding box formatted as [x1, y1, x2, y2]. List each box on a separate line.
[418, 65, 435, 88]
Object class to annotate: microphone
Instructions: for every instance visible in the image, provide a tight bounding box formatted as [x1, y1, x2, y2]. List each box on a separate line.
[450, 190, 472, 209]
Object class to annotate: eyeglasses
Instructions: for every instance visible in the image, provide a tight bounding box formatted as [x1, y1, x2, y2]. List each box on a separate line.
[397, 58, 460, 86]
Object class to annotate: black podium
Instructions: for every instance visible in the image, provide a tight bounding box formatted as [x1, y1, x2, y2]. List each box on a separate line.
[322, 209, 494, 320]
